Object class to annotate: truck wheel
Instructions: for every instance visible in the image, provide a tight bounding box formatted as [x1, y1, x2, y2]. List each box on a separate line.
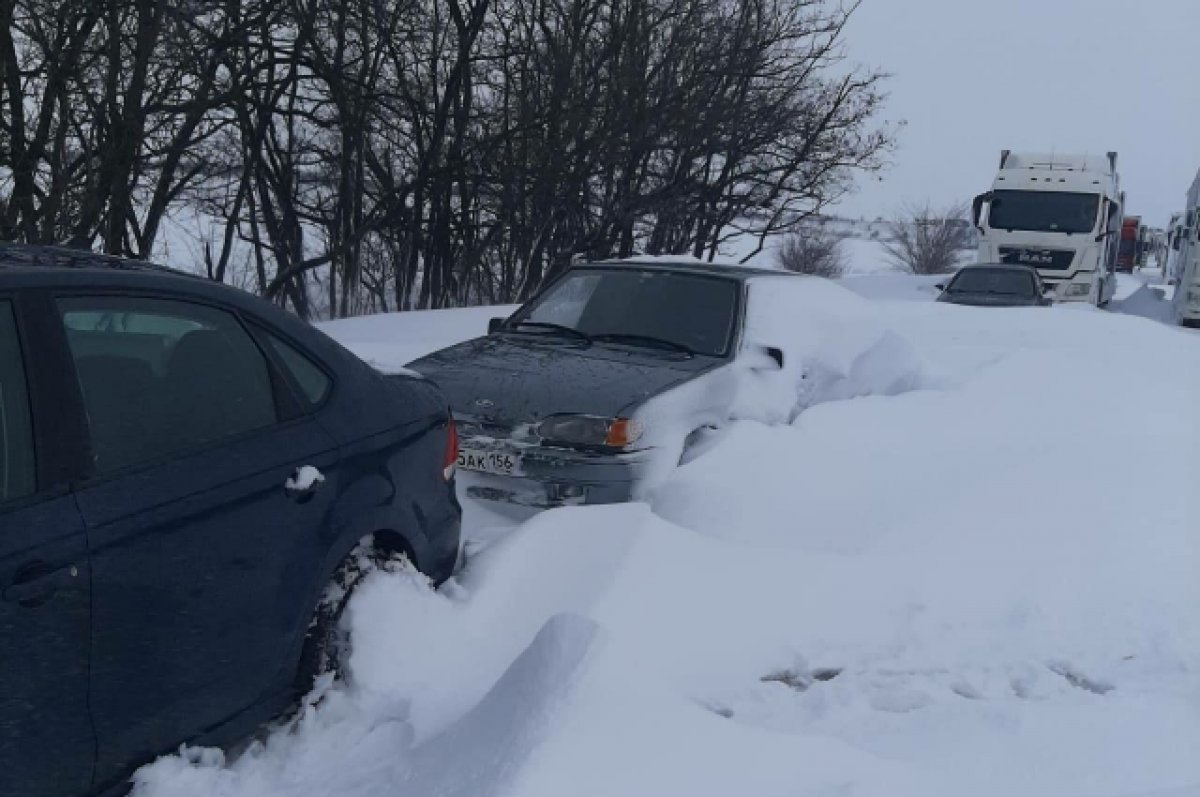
[295, 536, 414, 698]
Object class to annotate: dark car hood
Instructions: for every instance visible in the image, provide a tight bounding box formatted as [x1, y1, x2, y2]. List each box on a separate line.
[408, 334, 720, 428]
[939, 292, 1040, 307]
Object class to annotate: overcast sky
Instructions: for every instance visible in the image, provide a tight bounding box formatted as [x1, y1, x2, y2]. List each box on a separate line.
[833, 0, 1199, 227]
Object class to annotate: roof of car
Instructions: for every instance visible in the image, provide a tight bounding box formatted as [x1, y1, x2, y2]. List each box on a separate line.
[580, 257, 794, 281]
[958, 261, 1041, 273]
[0, 241, 196, 277]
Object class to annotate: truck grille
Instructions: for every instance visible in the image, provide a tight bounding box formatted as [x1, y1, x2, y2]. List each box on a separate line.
[998, 247, 1075, 270]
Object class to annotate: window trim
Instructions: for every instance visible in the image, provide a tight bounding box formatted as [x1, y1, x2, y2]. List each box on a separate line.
[0, 290, 94, 507]
[0, 296, 37, 506]
[51, 289, 306, 484]
[247, 322, 337, 414]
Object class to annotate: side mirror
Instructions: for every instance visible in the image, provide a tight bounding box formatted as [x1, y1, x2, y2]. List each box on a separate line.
[934, 283, 946, 291]
[1095, 230, 1116, 243]
[487, 317, 506, 334]
[971, 192, 991, 232]
[744, 344, 785, 370]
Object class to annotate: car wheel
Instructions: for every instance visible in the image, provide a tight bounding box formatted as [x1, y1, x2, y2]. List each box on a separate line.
[295, 535, 414, 698]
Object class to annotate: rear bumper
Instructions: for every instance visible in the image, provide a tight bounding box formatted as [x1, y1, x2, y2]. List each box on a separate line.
[456, 437, 650, 508]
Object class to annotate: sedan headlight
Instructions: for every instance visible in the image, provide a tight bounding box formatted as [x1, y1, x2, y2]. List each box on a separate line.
[536, 414, 644, 449]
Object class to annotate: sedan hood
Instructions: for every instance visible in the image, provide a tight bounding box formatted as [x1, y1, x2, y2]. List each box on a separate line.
[408, 335, 718, 428]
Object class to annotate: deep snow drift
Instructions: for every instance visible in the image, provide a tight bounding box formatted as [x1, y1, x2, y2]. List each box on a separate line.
[134, 270, 1200, 797]
[321, 304, 519, 374]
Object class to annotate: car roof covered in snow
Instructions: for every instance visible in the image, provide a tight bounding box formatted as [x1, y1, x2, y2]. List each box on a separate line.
[582, 257, 797, 282]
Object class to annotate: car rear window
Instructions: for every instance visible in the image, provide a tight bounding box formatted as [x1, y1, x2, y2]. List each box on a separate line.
[0, 301, 35, 502]
[59, 297, 278, 474]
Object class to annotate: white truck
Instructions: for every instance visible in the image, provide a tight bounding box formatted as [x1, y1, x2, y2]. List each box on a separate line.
[972, 151, 1122, 305]
[1170, 169, 1200, 327]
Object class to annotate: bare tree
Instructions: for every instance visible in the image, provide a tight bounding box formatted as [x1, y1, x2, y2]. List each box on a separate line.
[883, 201, 973, 275]
[776, 227, 845, 277]
[2, 0, 895, 319]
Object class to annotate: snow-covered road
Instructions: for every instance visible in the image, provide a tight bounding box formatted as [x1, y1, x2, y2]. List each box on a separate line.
[132, 272, 1200, 797]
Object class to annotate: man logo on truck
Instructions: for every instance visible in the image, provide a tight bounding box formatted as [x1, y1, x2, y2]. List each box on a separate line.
[1016, 251, 1055, 265]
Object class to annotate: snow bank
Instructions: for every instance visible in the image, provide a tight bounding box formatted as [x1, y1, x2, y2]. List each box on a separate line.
[319, 305, 519, 372]
[839, 272, 944, 301]
[136, 274, 1200, 797]
[627, 276, 928, 494]
[731, 275, 926, 422]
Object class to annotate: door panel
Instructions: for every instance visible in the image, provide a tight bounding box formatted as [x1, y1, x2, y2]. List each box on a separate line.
[0, 497, 94, 797]
[0, 298, 93, 796]
[52, 295, 342, 788]
[78, 424, 340, 786]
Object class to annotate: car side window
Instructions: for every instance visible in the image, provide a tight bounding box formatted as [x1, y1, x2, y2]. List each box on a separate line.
[0, 301, 35, 502]
[263, 333, 331, 407]
[58, 296, 278, 475]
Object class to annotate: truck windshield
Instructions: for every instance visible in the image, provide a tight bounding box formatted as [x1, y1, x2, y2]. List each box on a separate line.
[987, 190, 1100, 235]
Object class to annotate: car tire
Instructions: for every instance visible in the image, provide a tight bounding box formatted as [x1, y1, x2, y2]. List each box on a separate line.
[294, 535, 414, 698]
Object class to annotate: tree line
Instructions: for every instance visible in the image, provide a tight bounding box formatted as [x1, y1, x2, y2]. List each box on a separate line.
[0, 0, 891, 319]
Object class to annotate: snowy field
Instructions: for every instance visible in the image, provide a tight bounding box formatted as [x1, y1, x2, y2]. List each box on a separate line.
[132, 255, 1200, 797]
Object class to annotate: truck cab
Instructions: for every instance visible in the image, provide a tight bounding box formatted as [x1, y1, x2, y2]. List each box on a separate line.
[972, 151, 1122, 305]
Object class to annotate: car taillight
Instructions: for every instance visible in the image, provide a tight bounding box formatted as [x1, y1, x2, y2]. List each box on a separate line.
[442, 417, 458, 481]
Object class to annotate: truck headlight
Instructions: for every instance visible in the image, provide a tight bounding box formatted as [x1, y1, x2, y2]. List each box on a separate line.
[536, 414, 644, 449]
[1066, 283, 1090, 297]
[1188, 289, 1200, 304]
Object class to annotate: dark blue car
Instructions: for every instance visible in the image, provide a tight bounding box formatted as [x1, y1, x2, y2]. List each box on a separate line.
[0, 244, 461, 796]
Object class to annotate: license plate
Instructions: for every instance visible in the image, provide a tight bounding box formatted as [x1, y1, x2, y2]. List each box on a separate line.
[457, 447, 521, 476]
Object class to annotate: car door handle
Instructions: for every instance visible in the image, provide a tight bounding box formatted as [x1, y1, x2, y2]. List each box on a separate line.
[285, 466, 325, 502]
[4, 561, 80, 608]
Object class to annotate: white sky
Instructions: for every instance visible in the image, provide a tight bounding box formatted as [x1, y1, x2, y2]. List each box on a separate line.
[834, 0, 1200, 227]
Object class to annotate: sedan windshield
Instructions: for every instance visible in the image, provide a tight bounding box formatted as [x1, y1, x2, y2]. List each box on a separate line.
[987, 190, 1100, 234]
[948, 268, 1036, 297]
[509, 268, 739, 356]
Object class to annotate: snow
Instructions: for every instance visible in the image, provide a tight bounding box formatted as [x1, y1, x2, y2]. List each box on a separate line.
[284, 466, 325, 493]
[135, 267, 1200, 797]
[318, 305, 519, 373]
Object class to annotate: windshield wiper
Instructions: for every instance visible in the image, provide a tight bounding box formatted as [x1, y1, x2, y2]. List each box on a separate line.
[590, 332, 696, 355]
[505, 320, 591, 343]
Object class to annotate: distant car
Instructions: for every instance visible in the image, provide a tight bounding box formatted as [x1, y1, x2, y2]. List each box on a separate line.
[407, 260, 817, 510]
[0, 244, 461, 797]
[935, 263, 1053, 306]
